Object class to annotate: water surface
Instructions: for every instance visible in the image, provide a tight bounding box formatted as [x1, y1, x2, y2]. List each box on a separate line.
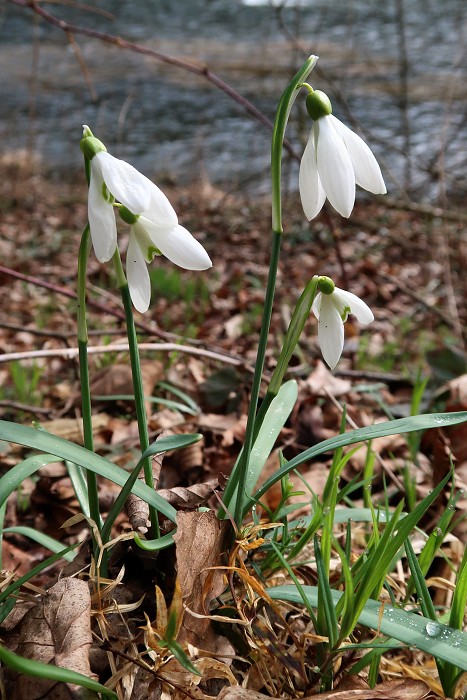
[1, 0, 466, 199]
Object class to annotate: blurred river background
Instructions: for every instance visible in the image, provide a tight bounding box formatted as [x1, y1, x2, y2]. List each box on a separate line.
[1, 0, 466, 204]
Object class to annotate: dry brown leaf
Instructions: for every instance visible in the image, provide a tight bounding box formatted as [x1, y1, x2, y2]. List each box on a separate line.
[347, 427, 407, 472]
[12, 578, 94, 699]
[260, 449, 330, 515]
[444, 375, 467, 463]
[174, 510, 231, 652]
[304, 678, 430, 699]
[217, 678, 430, 700]
[397, 661, 444, 697]
[90, 360, 164, 415]
[306, 361, 352, 397]
[90, 360, 163, 397]
[217, 689, 272, 700]
[34, 414, 109, 444]
[446, 373, 467, 407]
[1, 539, 47, 579]
[157, 477, 225, 509]
[196, 656, 237, 685]
[126, 433, 167, 533]
[224, 313, 244, 340]
[156, 656, 237, 700]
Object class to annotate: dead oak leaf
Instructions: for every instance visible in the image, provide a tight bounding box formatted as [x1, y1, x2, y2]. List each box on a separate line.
[174, 510, 231, 652]
[12, 578, 94, 699]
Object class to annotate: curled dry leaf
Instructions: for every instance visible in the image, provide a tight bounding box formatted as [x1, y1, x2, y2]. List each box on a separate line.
[126, 440, 167, 533]
[196, 656, 237, 686]
[156, 656, 237, 700]
[157, 477, 225, 509]
[12, 577, 94, 700]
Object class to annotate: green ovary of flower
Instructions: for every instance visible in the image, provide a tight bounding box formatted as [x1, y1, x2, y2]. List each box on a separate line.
[317, 275, 335, 295]
[80, 135, 107, 161]
[305, 90, 332, 120]
[101, 182, 114, 205]
[119, 206, 139, 225]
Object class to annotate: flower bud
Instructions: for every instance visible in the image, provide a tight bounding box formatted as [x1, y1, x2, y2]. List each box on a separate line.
[317, 275, 335, 295]
[305, 90, 332, 121]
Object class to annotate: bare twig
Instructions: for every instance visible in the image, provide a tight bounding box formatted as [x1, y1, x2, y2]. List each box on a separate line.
[0, 342, 255, 372]
[0, 321, 71, 341]
[7, 0, 299, 160]
[0, 400, 52, 416]
[0, 263, 242, 355]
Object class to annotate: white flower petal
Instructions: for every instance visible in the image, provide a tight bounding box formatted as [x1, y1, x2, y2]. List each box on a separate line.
[334, 287, 374, 325]
[316, 116, 355, 218]
[96, 151, 152, 214]
[140, 220, 212, 271]
[311, 291, 323, 320]
[318, 295, 345, 370]
[329, 115, 386, 195]
[88, 158, 117, 262]
[127, 231, 151, 313]
[299, 129, 326, 220]
[132, 219, 159, 263]
[143, 185, 178, 227]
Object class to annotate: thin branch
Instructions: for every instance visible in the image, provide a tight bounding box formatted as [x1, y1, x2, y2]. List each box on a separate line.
[0, 264, 254, 364]
[0, 400, 52, 416]
[0, 342, 256, 372]
[8, 0, 299, 160]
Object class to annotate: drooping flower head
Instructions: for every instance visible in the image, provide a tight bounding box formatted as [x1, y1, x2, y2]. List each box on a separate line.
[312, 275, 374, 370]
[80, 126, 212, 313]
[299, 89, 386, 220]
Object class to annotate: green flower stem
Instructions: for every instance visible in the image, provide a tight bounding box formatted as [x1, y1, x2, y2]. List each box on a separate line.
[77, 224, 101, 532]
[248, 275, 319, 453]
[271, 55, 319, 233]
[231, 231, 281, 526]
[113, 251, 160, 540]
[231, 55, 318, 527]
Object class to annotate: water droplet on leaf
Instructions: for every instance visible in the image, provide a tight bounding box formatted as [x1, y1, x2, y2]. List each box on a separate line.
[425, 621, 441, 637]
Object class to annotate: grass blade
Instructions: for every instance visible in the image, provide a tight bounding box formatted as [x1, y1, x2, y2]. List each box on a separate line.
[314, 536, 338, 648]
[254, 412, 467, 503]
[0, 644, 117, 698]
[101, 433, 201, 543]
[0, 421, 177, 522]
[268, 585, 467, 670]
[406, 484, 462, 598]
[224, 379, 298, 514]
[2, 527, 76, 562]
[349, 470, 451, 626]
[0, 544, 79, 608]
[65, 459, 90, 518]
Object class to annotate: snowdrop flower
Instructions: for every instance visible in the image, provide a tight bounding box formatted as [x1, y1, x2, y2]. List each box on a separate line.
[120, 202, 211, 313]
[299, 90, 386, 220]
[312, 276, 374, 370]
[80, 126, 211, 313]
